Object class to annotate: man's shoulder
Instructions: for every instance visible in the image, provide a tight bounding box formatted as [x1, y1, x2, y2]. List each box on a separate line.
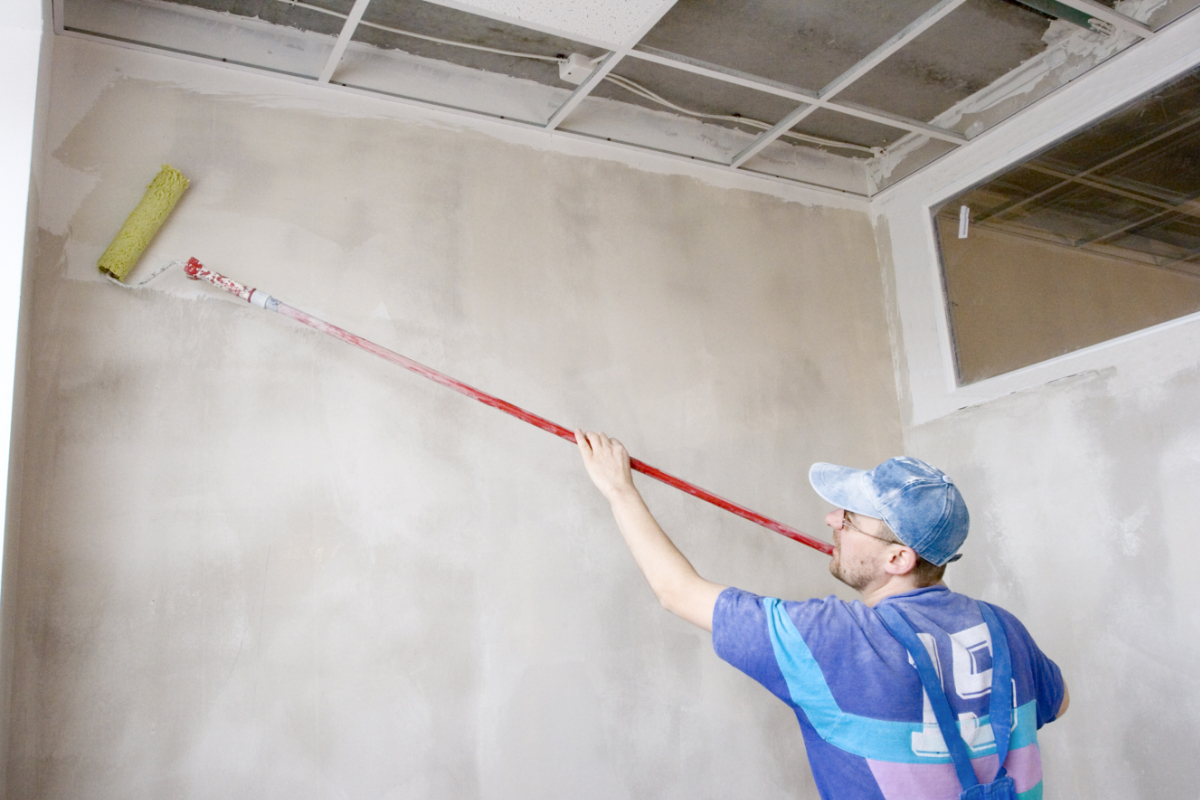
[718, 587, 898, 653]
[719, 586, 872, 621]
[885, 588, 1045, 649]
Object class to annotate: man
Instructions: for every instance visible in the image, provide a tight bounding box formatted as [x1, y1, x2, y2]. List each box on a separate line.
[575, 430, 1067, 800]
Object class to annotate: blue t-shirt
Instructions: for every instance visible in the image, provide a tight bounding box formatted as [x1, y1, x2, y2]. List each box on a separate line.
[712, 586, 1064, 800]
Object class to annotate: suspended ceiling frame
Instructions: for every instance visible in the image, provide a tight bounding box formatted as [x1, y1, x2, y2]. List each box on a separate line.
[48, 0, 1194, 199]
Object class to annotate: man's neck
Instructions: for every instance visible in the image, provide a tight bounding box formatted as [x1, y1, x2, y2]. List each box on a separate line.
[860, 576, 946, 607]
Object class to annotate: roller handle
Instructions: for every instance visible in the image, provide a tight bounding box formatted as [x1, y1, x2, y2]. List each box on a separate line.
[184, 258, 833, 555]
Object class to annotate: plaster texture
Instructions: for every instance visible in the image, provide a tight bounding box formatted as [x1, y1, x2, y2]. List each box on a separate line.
[903, 363, 1200, 799]
[872, 14, 1200, 795]
[2, 36, 902, 799]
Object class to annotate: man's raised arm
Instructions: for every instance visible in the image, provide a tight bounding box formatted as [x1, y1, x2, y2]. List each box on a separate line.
[575, 430, 727, 631]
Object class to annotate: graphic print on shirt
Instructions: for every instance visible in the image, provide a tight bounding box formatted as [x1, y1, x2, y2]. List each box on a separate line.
[911, 622, 999, 758]
[952, 622, 993, 699]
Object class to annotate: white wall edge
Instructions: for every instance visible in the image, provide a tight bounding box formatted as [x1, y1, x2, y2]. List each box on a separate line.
[875, 8, 1200, 427]
[0, 9, 45, 566]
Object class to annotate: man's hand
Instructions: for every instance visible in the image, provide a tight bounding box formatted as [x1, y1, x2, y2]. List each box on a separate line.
[575, 430, 636, 501]
[574, 429, 726, 631]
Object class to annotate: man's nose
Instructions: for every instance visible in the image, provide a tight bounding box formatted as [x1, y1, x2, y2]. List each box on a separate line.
[824, 509, 841, 529]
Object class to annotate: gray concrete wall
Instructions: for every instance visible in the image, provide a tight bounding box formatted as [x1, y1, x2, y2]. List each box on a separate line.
[874, 25, 1200, 789]
[2, 37, 902, 799]
[901, 362, 1200, 799]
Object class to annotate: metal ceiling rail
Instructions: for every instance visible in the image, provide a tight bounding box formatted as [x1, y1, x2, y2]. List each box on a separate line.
[968, 218, 1200, 280]
[1076, 182, 1200, 247]
[819, 0, 972, 99]
[730, 0, 972, 168]
[628, 48, 815, 104]
[627, 47, 967, 145]
[973, 111, 1200, 224]
[545, 51, 623, 130]
[1023, 163, 1200, 215]
[544, 0, 679, 131]
[1080, 204, 1187, 248]
[1050, 0, 1156, 38]
[830, 99, 967, 145]
[318, 0, 372, 83]
[282, 0, 966, 148]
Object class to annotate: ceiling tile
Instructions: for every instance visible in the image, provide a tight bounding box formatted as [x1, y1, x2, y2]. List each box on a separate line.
[448, 0, 667, 46]
[355, 0, 604, 88]
[591, 56, 803, 137]
[835, 0, 1052, 122]
[790, 108, 909, 152]
[640, 0, 944, 92]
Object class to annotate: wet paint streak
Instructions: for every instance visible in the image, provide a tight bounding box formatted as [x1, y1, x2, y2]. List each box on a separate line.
[185, 259, 833, 556]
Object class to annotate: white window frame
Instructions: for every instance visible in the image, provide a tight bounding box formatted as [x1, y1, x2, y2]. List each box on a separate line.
[873, 9, 1200, 426]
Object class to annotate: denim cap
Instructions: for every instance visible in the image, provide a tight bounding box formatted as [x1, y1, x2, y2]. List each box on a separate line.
[809, 457, 969, 566]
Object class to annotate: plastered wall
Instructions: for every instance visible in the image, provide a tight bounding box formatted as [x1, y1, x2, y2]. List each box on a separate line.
[874, 15, 1200, 792]
[2, 36, 903, 799]
[901, 363, 1200, 799]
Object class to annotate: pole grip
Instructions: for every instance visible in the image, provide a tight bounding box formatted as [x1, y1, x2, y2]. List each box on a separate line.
[185, 257, 255, 301]
[184, 258, 275, 308]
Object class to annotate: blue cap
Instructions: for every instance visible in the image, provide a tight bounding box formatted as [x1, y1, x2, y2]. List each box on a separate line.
[809, 457, 969, 566]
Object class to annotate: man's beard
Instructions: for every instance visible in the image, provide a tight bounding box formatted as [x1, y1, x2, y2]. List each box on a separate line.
[828, 548, 878, 592]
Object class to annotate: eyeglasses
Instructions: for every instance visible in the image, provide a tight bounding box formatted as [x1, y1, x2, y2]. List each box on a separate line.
[837, 509, 898, 545]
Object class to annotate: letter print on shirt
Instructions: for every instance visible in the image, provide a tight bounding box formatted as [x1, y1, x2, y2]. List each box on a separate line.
[911, 622, 1002, 757]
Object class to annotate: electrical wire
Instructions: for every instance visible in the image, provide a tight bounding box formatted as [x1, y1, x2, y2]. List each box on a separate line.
[604, 73, 878, 154]
[270, 0, 878, 155]
[358, 20, 562, 62]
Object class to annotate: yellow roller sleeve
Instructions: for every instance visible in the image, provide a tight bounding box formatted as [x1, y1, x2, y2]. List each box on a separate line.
[98, 165, 190, 281]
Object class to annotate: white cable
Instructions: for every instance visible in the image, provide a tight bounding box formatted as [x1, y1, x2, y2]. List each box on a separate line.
[605, 74, 769, 129]
[105, 259, 186, 289]
[358, 20, 562, 61]
[605, 74, 879, 155]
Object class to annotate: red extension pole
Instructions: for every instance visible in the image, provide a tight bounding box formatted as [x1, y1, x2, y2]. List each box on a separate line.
[184, 258, 833, 556]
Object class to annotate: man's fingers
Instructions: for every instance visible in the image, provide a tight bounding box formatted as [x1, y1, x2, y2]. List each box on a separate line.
[577, 431, 621, 459]
[576, 430, 627, 461]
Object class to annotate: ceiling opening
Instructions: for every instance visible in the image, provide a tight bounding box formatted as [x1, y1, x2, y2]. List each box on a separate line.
[57, 0, 1200, 196]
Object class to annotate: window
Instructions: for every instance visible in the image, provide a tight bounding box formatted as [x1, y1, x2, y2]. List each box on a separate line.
[933, 64, 1200, 384]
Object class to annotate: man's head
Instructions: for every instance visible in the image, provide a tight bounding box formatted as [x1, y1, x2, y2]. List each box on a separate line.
[809, 457, 969, 589]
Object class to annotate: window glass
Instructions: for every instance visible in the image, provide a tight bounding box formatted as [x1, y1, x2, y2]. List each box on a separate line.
[934, 65, 1200, 384]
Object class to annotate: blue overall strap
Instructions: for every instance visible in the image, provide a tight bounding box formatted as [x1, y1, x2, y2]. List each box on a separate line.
[978, 602, 1013, 773]
[877, 604, 979, 790]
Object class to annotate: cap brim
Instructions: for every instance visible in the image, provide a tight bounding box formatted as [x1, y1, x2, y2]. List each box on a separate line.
[809, 463, 885, 519]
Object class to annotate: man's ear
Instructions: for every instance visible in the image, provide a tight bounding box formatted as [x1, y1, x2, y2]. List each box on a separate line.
[883, 545, 918, 577]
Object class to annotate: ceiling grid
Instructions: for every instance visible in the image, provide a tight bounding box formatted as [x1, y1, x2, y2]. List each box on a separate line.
[54, 0, 1200, 196]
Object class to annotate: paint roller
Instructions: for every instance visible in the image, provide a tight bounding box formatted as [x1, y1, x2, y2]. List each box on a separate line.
[99, 168, 833, 556]
[98, 165, 190, 281]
